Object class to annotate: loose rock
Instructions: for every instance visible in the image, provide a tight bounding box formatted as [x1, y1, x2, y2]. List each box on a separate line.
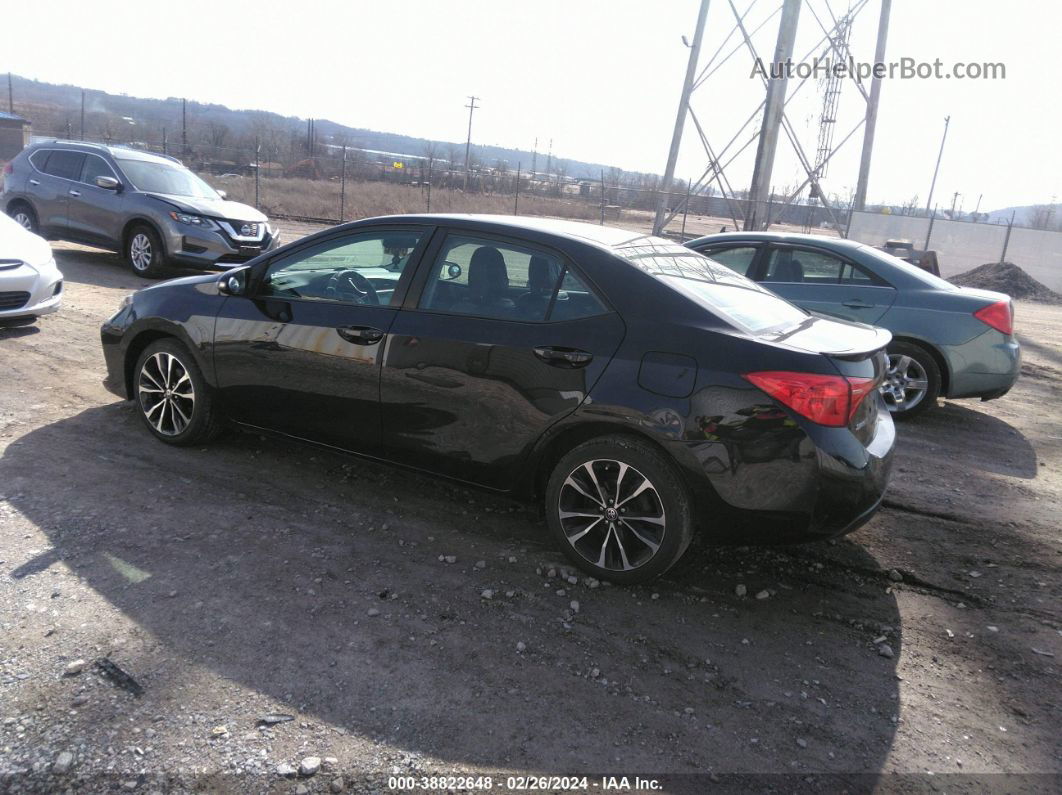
[277, 762, 297, 778]
[300, 756, 322, 776]
[755, 590, 770, 600]
[735, 584, 747, 597]
[63, 659, 86, 677]
[53, 751, 74, 774]
[878, 643, 895, 659]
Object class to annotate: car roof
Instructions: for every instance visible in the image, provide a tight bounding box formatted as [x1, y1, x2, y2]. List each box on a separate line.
[356, 214, 659, 250]
[29, 140, 183, 167]
[686, 230, 867, 251]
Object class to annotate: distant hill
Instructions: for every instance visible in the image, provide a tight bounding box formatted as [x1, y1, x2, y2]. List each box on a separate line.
[986, 203, 1061, 228]
[7, 74, 643, 182]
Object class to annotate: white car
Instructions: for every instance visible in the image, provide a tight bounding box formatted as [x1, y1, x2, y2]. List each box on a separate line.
[0, 211, 62, 326]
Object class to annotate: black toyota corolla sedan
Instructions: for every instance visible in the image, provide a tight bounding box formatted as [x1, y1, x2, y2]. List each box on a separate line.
[101, 214, 895, 584]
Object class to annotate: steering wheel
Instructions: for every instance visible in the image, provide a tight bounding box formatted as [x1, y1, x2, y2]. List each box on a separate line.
[324, 269, 380, 305]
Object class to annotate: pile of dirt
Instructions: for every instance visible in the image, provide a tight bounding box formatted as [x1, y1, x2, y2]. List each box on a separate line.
[951, 261, 1062, 303]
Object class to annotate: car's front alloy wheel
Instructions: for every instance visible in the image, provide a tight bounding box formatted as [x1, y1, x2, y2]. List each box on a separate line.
[546, 435, 693, 584]
[134, 340, 222, 445]
[138, 350, 195, 437]
[126, 225, 167, 278]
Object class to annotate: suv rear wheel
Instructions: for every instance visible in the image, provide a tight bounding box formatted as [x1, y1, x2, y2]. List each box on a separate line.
[126, 224, 168, 278]
[8, 202, 38, 234]
[545, 435, 694, 585]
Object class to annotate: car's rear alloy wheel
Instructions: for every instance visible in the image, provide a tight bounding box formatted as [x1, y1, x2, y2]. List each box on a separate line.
[134, 340, 222, 445]
[546, 436, 693, 584]
[13, 209, 35, 232]
[881, 341, 941, 420]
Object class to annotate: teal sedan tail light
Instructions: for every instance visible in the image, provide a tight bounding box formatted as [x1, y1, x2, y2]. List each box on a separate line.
[974, 300, 1014, 335]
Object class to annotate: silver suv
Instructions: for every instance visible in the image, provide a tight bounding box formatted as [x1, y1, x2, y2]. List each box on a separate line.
[2, 141, 279, 277]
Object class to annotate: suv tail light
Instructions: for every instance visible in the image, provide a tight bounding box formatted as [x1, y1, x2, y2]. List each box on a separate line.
[973, 300, 1013, 335]
[744, 371, 877, 427]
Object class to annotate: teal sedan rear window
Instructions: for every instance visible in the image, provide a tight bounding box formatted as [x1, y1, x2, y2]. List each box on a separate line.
[615, 239, 809, 335]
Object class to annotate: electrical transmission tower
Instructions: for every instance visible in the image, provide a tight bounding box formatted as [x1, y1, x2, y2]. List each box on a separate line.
[813, 12, 851, 180]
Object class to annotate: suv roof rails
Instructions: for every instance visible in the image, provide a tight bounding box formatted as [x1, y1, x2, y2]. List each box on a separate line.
[39, 139, 184, 166]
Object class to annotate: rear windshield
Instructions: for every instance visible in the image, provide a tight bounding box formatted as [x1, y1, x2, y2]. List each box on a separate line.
[858, 245, 957, 290]
[115, 156, 219, 200]
[614, 239, 809, 334]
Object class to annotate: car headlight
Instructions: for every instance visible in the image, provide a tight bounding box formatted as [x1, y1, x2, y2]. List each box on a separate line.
[170, 211, 218, 230]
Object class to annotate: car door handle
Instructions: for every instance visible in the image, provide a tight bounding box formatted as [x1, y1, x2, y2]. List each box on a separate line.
[533, 346, 593, 367]
[29, 179, 40, 186]
[68, 190, 81, 197]
[336, 325, 384, 345]
[842, 299, 874, 309]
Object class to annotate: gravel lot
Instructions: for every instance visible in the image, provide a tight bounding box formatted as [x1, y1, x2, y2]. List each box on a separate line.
[1, 226, 1060, 793]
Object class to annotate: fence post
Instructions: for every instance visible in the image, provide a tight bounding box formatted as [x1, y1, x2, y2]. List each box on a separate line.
[681, 178, 692, 238]
[924, 206, 936, 251]
[514, 163, 520, 214]
[254, 136, 260, 211]
[426, 157, 433, 213]
[339, 145, 347, 221]
[599, 170, 607, 225]
[999, 210, 1016, 263]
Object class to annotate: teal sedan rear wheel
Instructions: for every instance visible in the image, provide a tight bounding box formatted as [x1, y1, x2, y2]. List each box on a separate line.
[882, 341, 940, 420]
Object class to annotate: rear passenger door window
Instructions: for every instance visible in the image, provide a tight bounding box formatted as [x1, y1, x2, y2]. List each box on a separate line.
[763, 247, 846, 283]
[418, 234, 606, 322]
[41, 151, 86, 181]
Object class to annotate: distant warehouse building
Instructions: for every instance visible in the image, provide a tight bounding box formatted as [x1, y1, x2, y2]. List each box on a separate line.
[0, 111, 31, 161]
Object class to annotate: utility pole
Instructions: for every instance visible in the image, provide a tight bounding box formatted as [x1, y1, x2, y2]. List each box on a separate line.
[7, 73, 12, 114]
[950, 190, 960, 216]
[745, 0, 802, 231]
[545, 139, 553, 184]
[463, 95, 479, 190]
[973, 193, 983, 220]
[181, 97, 187, 155]
[652, 0, 710, 235]
[80, 90, 86, 140]
[853, 0, 891, 211]
[925, 115, 950, 215]
[531, 137, 538, 175]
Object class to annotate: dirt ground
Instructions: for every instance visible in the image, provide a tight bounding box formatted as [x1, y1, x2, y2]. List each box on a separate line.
[1, 226, 1059, 794]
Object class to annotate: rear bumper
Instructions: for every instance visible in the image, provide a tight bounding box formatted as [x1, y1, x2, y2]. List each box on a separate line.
[942, 330, 1021, 400]
[674, 396, 894, 543]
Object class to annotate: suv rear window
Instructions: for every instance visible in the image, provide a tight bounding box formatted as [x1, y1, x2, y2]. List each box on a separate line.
[615, 239, 808, 335]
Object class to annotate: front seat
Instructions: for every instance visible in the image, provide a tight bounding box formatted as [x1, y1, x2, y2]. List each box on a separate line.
[766, 252, 804, 282]
[451, 246, 515, 316]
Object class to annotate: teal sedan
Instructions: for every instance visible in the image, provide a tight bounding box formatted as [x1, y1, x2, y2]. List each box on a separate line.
[686, 232, 1021, 419]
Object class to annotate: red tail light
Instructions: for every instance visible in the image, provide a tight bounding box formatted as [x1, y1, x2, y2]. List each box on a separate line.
[973, 300, 1013, 335]
[2, 162, 11, 176]
[744, 371, 877, 427]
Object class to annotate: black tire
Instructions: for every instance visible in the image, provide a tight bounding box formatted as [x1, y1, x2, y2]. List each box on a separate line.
[545, 434, 694, 585]
[7, 201, 39, 234]
[125, 224, 168, 279]
[882, 340, 941, 420]
[133, 339, 223, 445]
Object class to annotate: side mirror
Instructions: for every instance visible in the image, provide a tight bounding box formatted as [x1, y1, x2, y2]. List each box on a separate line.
[218, 266, 250, 296]
[446, 262, 462, 280]
[216, 189, 227, 200]
[96, 176, 121, 191]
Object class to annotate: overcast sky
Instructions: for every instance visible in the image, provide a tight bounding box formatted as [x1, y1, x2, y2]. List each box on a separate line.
[4, 0, 1058, 211]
